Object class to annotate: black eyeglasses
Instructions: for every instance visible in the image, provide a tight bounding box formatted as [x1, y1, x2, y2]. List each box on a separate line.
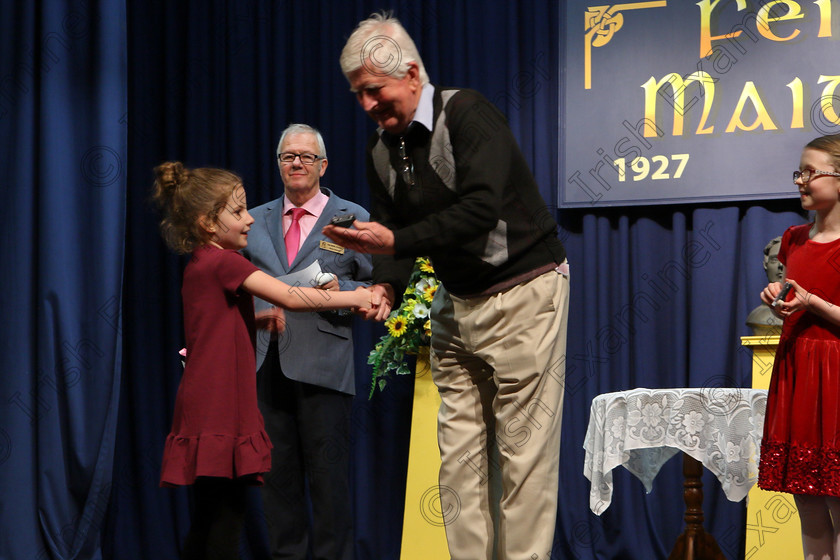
[278, 152, 322, 165]
[793, 168, 840, 184]
[399, 137, 415, 186]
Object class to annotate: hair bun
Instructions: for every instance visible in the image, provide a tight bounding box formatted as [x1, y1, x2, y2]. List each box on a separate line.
[155, 161, 188, 196]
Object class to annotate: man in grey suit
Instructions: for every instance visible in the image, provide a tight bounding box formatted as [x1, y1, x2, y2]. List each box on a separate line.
[242, 123, 371, 560]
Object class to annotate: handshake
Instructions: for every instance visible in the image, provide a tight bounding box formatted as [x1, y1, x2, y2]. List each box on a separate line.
[255, 281, 393, 333]
[308, 272, 394, 322]
[354, 283, 394, 321]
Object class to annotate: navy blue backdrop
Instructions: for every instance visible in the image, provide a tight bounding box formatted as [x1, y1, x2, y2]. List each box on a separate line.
[0, 1, 126, 559]
[1, 1, 807, 559]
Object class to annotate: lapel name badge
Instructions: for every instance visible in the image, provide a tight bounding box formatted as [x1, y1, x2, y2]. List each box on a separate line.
[319, 240, 345, 254]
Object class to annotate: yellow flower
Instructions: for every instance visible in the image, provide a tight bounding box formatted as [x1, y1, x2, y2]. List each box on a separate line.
[386, 315, 409, 338]
[419, 258, 435, 274]
[402, 298, 417, 315]
[422, 281, 438, 302]
[424, 319, 432, 337]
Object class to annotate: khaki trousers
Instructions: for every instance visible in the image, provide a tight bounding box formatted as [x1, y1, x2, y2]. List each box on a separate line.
[430, 268, 570, 560]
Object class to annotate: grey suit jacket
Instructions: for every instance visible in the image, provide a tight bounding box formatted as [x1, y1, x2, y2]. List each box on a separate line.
[241, 188, 372, 395]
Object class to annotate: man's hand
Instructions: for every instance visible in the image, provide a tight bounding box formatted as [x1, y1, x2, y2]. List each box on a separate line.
[255, 307, 286, 333]
[356, 283, 395, 321]
[322, 220, 395, 255]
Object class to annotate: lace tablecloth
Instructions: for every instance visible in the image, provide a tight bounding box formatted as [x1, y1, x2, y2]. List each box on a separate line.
[583, 388, 768, 515]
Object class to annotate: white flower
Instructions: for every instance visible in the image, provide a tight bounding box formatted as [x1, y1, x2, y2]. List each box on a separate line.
[641, 402, 663, 427]
[725, 441, 741, 463]
[413, 303, 430, 319]
[415, 277, 434, 293]
[415, 276, 439, 301]
[682, 411, 705, 435]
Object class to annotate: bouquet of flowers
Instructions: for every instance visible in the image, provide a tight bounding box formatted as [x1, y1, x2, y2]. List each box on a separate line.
[368, 257, 438, 397]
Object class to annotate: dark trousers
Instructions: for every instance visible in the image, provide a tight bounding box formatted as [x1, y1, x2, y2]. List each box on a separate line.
[183, 477, 248, 560]
[257, 342, 354, 560]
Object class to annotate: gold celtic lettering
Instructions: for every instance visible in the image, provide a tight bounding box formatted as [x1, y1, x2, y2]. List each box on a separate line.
[584, 2, 668, 89]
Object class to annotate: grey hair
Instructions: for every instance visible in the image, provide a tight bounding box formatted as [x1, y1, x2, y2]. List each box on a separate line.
[277, 123, 327, 159]
[339, 12, 429, 85]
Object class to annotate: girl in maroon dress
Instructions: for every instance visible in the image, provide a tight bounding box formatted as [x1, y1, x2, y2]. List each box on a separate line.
[758, 134, 840, 560]
[152, 162, 373, 559]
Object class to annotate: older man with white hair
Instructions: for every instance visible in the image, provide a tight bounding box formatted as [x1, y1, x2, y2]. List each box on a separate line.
[324, 14, 570, 560]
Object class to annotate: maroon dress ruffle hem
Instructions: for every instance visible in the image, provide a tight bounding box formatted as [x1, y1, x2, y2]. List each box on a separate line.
[160, 428, 273, 487]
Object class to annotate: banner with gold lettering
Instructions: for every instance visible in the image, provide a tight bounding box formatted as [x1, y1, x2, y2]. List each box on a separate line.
[560, 0, 840, 207]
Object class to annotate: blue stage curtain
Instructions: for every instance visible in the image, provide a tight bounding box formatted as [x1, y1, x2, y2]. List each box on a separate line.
[0, 1, 126, 559]
[555, 201, 804, 559]
[3, 1, 811, 559]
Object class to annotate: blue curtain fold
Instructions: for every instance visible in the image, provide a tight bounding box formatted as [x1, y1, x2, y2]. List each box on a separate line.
[554, 201, 804, 559]
[0, 1, 126, 559]
[2, 1, 811, 559]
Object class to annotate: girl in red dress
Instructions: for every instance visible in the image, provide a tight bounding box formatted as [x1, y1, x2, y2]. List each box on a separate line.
[152, 162, 373, 559]
[758, 134, 840, 560]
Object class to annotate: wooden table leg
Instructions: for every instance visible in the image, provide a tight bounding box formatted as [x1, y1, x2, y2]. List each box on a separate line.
[667, 452, 728, 560]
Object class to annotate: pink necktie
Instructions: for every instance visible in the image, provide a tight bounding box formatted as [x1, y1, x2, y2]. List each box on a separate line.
[285, 207, 307, 265]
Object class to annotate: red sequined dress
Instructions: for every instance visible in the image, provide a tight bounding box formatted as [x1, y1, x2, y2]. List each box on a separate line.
[758, 224, 840, 496]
